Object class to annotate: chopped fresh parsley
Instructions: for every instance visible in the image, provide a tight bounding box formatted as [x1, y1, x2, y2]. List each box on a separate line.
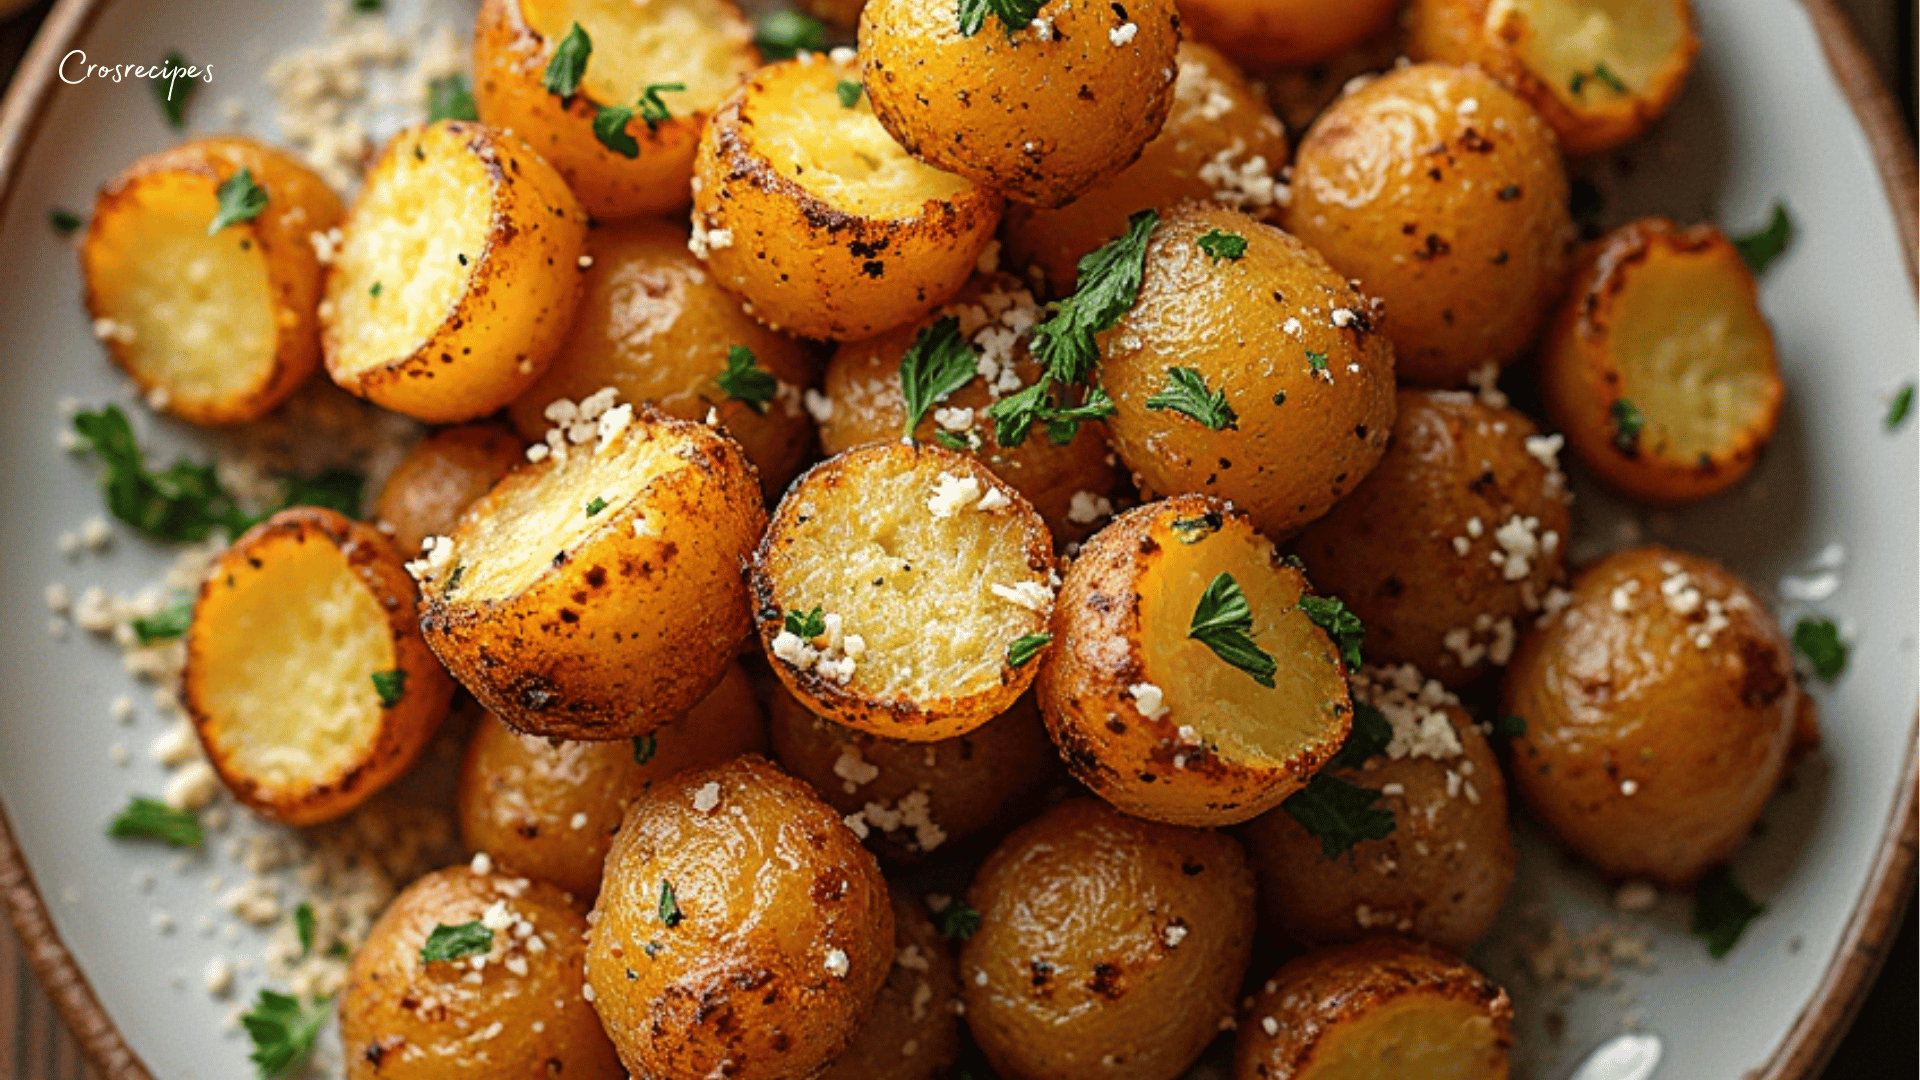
[371, 670, 407, 707]
[1692, 866, 1764, 959]
[592, 104, 641, 158]
[1792, 617, 1848, 682]
[420, 921, 493, 963]
[985, 378, 1116, 448]
[1188, 573, 1276, 689]
[957, 0, 1042, 37]
[586, 496, 608, 517]
[1306, 350, 1328, 377]
[1495, 713, 1528, 738]
[294, 903, 315, 959]
[1609, 398, 1645, 457]
[1732, 204, 1793, 275]
[936, 898, 983, 939]
[633, 733, 658, 765]
[933, 430, 971, 451]
[784, 606, 826, 640]
[1147, 367, 1237, 430]
[1037, 386, 1115, 447]
[754, 9, 826, 60]
[369, 281, 383, 297]
[1196, 228, 1247, 262]
[898, 316, 979, 439]
[150, 50, 195, 131]
[427, 74, 479, 122]
[1007, 633, 1051, 668]
[836, 79, 863, 108]
[1888, 383, 1916, 431]
[241, 989, 329, 1078]
[659, 880, 683, 927]
[132, 599, 193, 645]
[73, 405, 242, 542]
[543, 22, 593, 98]
[277, 468, 365, 519]
[1569, 63, 1627, 97]
[637, 82, 685, 132]
[1170, 512, 1221, 544]
[1031, 209, 1156, 386]
[209, 169, 269, 236]
[1327, 703, 1392, 771]
[1298, 595, 1364, 669]
[49, 208, 83, 236]
[1281, 773, 1395, 858]
[352, 0, 383, 10]
[108, 796, 203, 848]
[718, 345, 778, 414]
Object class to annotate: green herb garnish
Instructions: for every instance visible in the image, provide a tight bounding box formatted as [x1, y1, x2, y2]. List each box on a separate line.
[543, 23, 592, 98]
[49, 209, 83, 236]
[241, 990, 329, 1078]
[754, 9, 826, 60]
[294, 903, 315, 958]
[1887, 383, 1915, 431]
[784, 606, 826, 640]
[936, 898, 983, 939]
[1306, 350, 1328, 377]
[132, 599, 193, 645]
[1007, 633, 1051, 668]
[1170, 512, 1221, 544]
[150, 50, 195, 131]
[352, 0, 383, 10]
[592, 104, 641, 158]
[1692, 866, 1764, 959]
[659, 880, 683, 927]
[1792, 617, 1848, 681]
[1147, 367, 1237, 430]
[633, 733, 658, 765]
[898, 316, 978, 439]
[1298, 595, 1364, 669]
[371, 669, 407, 707]
[1188, 573, 1276, 688]
[637, 82, 685, 132]
[1030, 208, 1155, 386]
[1569, 63, 1627, 97]
[1282, 773, 1395, 858]
[1495, 713, 1528, 738]
[586, 496, 608, 517]
[933, 430, 971, 451]
[1609, 398, 1645, 457]
[420, 921, 492, 963]
[369, 281, 382, 297]
[1732, 204, 1793, 275]
[108, 796, 202, 848]
[718, 345, 778, 414]
[1327, 703, 1392, 771]
[427, 73, 479, 122]
[208, 169, 268, 235]
[1196, 228, 1246, 262]
[836, 79, 863, 108]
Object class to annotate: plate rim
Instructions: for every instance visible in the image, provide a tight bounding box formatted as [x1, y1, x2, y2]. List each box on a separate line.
[0, 0, 1909, 1077]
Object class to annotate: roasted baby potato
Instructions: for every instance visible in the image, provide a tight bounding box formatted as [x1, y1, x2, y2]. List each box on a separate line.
[1100, 202, 1396, 541]
[473, 0, 760, 220]
[820, 883, 963, 1080]
[372, 423, 525, 557]
[768, 684, 1060, 861]
[587, 755, 894, 1080]
[962, 798, 1255, 1080]
[1005, 42, 1292, 296]
[322, 120, 589, 423]
[1541, 218, 1785, 504]
[752, 442, 1057, 742]
[340, 865, 622, 1080]
[1178, 0, 1399, 68]
[691, 53, 1003, 340]
[1242, 664, 1516, 954]
[507, 218, 819, 497]
[1233, 937, 1514, 1080]
[456, 663, 767, 898]
[183, 508, 454, 827]
[1407, 0, 1701, 156]
[417, 401, 766, 740]
[1501, 546, 1802, 887]
[1283, 63, 1576, 387]
[81, 136, 343, 426]
[818, 273, 1122, 541]
[1295, 389, 1573, 688]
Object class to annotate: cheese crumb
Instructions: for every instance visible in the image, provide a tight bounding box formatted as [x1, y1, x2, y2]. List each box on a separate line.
[1163, 924, 1188, 948]
[692, 782, 722, 813]
[824, 949, 851, 978]
[1066, 490, 1114, 525]
[1129, 682, 1169, 720]
[1109, 21, 1138, 45]
[990, 580, 1053, 612]
[927, 472, 982, 518]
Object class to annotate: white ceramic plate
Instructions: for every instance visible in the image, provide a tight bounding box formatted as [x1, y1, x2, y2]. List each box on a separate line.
[0, 1, 1911, 1078]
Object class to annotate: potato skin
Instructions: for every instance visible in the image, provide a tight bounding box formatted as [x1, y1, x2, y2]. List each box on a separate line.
[456, 664, 767, 898]
[859, 0, 1181, 208]
[373, 423, 524, 558]
[587, 755, 894, 1080]
[1295, 389, 1572, 688]
[961, 799, 1255, 1080]
[1178, 0, 1399, 68]
[1282, 64, 1575, 387]
[1501, 546, 1801, 887]
[1101, 202, 1396, 541]
[340, 865, 622, 1080]
[820, 884, 962, 1080]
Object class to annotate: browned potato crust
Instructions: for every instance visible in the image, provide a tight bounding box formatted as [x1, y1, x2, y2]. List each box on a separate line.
[800, 0, 867, 25]
[587, 755, 894, 1080]
[1282, 64, 1576, 387]
[1541, 218, 1785, 505]
[1295, 389, 1573, 688]
[1179, 0, 1399, 68]
[456, 664, 767, 898]
[373, 423, 524, 557]
[341, 865, 622, 1080]
[962, 798, 1255, 1080]
[820, 884, 963, 1080]
[1501, 546, 1801, 887]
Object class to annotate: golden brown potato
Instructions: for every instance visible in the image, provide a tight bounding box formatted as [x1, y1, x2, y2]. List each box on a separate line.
[1100, 202, 1396, 541]
[1283, 63, 1576, 387]
[81, 136, 343, 426]
[587, 755, 894, 1080]
[1178, 0, 1399, 68]
[340, 865, 622, 1080]
[859, 0, 1181, 207]
[961, 798, 1255, 1080]
[322, 120, 589, 423]
[1040, 496, 1355, 827]
[1004, 42, 1291, 296]
[691, 53, 1003, 341]
[818, 273, 1122, 541]
[183, 508, 454, 827]
[1541, 218, 1785, 505]
[752, 442, 1057, 742]
[1233, 937, 1514, 1080]
[1259, 23, 1403, 135]
[473, 0, 760, 221]
[820, 884, 963, 1080]
[506, 218, 819, 498]
[768, 684, 1060, 861]
[417, 402, 766, 741]
[456, 664, 767, 898]
[1406, 0, 1700, 156]
[1295, 389, 1573, 688]
[1501, 546, 1801, 887]
[1241, 665, 1516, 954]
[372, 423, 524, 558]
[798, 0, 866, 26]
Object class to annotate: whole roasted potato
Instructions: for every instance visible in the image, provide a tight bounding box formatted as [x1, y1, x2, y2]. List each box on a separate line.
[1295, 388, 1573, 688]
[962, 798, 1255, 1080]
[1501, 546, 1802, 887]
[456, 663, 766, 898]
[587, 755, 894, 1080]
[1100, 202, 1396, 541]
[1178, 0, 1399, 68]
[1283, 63, 1575, 387]
[820, 883, 963, 1080]
[1541, 218, 1785, 505]
[372, 423, 524, 557]
[81, 136, 343, 426]
[859, 0, 1180, 207]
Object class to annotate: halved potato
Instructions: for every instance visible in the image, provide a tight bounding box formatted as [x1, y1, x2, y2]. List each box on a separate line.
[322, 120, 589, 423]
[81, 136, 343, 426]
[417, 400, 766, 741]
[1178, 0, 1400, 68]
[372, 423, 525, 557]
[820, 883, 963, 1080]
[691, 53, 1004, 340]
[1541, 218, 1785, 504]
[752, 442, 1057, 742]
[473, 0, 760, 220]
[1039, 495, 1353, 827]
[182, 507, 455, 826]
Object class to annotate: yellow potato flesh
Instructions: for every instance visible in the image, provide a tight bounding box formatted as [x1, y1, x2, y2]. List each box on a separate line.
[1303, 995, 1506, 1080]
[1503, 0, 1686, 106]
[522, 0, 747, 110]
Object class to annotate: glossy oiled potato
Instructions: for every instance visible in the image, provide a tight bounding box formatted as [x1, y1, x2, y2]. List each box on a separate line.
[372, 423, 524, 557]
[1502, 546, 1802, 886]
[1295, 389, 1573, 688]
[341, 865, 622, 1080]
[1541, 218, 1785, 505]
[820, 884, 963, 1080]
[456, 664, 767, 898]
[962, 799, 1255, 1080]
[1283, 64, 1576, 387]
[1041, 496, 1354, 827]
[1179, 0, 1399, 68]
[1100, 202, 1396, 541]
[859, 0, 1180, 207]
[587, 755, 893, 1080]
[507, 218, 819, 497]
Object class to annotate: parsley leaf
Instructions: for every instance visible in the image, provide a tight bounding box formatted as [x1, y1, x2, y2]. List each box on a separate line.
[586, 496, 608, 517]
[936, 898, 983, 939]
[275, 468, 365, 520]
[785, 606, 826, 639]
[1188, 573, 1276, 688]
[73, 406, 242, 542]
[371, 669, 407, 707]
[659, 880, 683, 926]
[49, 208, 83, 236]
[957, 0, 1042, 37]
[543, 22, 592, 98]
[1007, 633, 1051, 668]
[1030, 209, 1156, 386]
[1281, 773, 1395, 858]
[592, 104, 641, 158]
[149, 50, 195, 131]
[754, 9, 826, 60]
[1495, 713, 1528, 738]
[837, 79, 863, 108]
[1196, 228, 1246, 262]
[132, 599, 193, 645]
[1147, 367, 1237, 430]
[1888, 383, 1915, 431]
[898, 316, 979, 439]
[718, 345, 779, 414]
[1732, 204, 1793, 275]
[1792, 617, 1848, 681]
[633, 733, 658, 765]
[420, 921, 492, 963]
[294, 903, 315, 959]
[208, 169, 269, 236]
[1306, 350, 1328, 377]
[637, 82, 685, 131]
[1040, 385, 1115, 446]
[353, 0, 383, 10]
[108, 796, 202, 848]
[1569, 62, 1627, 97]
[427, 73, 478, 122]
[1170, 512, 1222, 544]
[1692, 866, 1764, 959]
[985, 380, 1116, 448]
[241, 989, 329, 1078]
[1609, 398, 1644, 457]
[1327, 702, 1392, 771]
[1298, 595, 1364, 669]
[933, 430, 971, 450]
